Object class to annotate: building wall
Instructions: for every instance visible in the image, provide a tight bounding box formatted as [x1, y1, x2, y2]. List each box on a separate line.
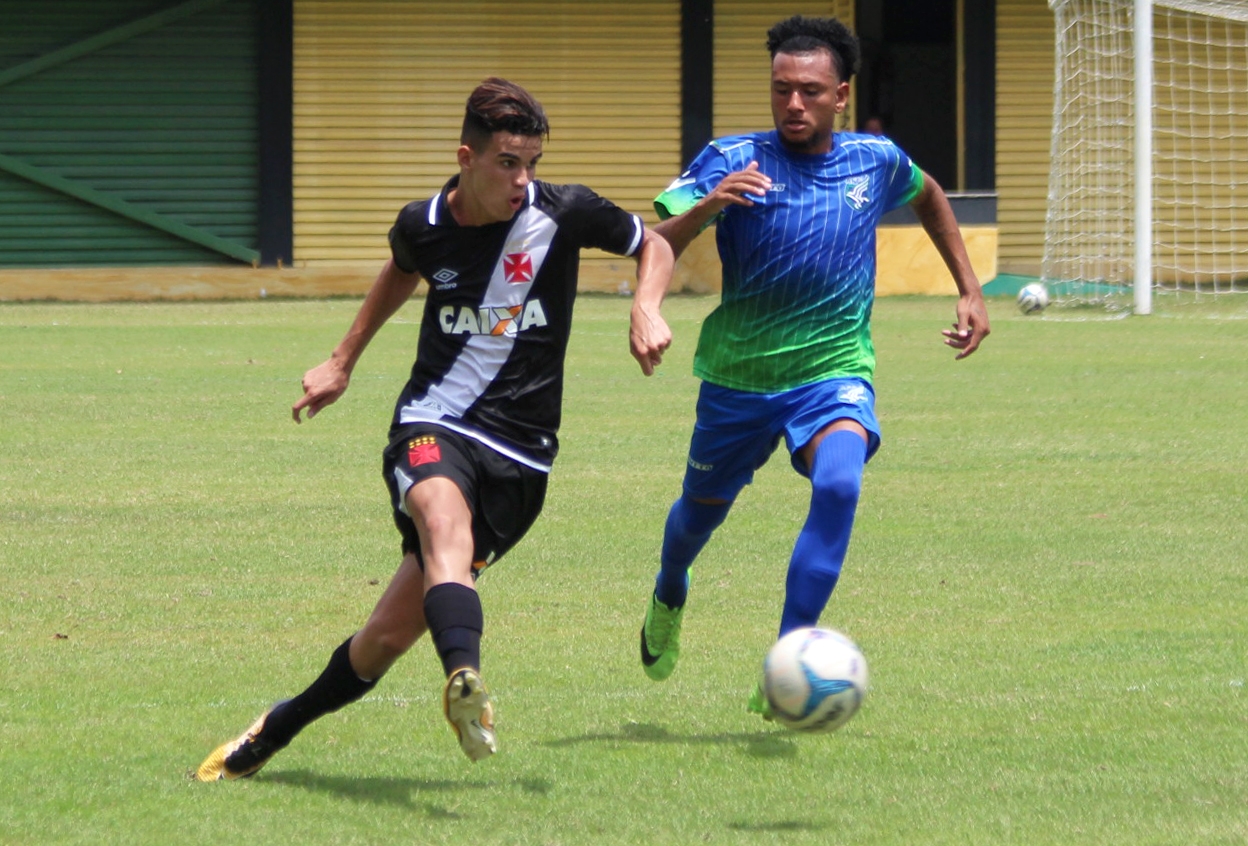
[0, 0, 261, 269]
[291, 0, 681, 293]
[995, 0, 1055, 277]
[0, 0, 1010, 300]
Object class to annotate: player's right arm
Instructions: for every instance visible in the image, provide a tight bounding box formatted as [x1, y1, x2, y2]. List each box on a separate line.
[292, 258, 421, 423]
[652, 162, 772, 259]
[629, 228, 675, 376]
[907, 172, 990, 359]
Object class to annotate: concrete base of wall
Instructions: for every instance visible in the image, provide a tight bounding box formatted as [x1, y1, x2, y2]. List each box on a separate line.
[0, 225, 999, 302]
[876, 224, 998, 296]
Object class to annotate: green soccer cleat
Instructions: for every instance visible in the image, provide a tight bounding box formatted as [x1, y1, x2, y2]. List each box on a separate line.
[443, 667, 496, 762]
[194, 704, 287, 781]
[640, 593, 686, 681]
[747, 682, 774, 721]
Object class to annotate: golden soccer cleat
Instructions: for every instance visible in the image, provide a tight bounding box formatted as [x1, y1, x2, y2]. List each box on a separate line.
[442, 668, 496, 762]
[194, 707, 281, 781]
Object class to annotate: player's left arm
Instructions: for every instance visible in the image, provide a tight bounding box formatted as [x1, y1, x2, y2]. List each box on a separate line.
[629, 228, 675, 376]
[908, 171, 991, 359]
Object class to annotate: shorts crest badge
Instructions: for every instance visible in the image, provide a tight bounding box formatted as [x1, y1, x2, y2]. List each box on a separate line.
[408, 436, 442, 467]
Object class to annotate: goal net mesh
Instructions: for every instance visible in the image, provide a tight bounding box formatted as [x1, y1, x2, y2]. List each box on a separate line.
[1043, 0, 1248, 309]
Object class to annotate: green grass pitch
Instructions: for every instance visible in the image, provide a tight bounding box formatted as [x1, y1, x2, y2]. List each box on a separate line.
[0, 294, 1244, 845]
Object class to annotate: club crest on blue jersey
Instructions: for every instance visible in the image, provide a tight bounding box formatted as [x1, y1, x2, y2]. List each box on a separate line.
[844, 176, 871, 211]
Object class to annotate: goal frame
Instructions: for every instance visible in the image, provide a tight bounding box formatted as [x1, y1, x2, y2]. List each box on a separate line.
[1046, 0, 1248, 314]
[1134, 0, 1153, 315]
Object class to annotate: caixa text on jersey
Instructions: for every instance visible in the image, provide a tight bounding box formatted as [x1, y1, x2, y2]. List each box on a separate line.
[438, 300, 549, 337]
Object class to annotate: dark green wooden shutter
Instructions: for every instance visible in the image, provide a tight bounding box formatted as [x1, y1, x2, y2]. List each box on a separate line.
[0, 0, 260, 267]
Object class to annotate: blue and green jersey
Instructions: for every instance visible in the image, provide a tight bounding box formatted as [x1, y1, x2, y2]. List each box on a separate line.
[655, 130, 923, 392]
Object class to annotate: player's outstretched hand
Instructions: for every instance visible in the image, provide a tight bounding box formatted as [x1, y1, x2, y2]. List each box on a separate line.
[941, 292, 990, 359]
[630, 306, 673, 376]
[292, 358, 350, 422]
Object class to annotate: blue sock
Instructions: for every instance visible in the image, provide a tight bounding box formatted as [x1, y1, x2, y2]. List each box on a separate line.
[779, 431, 866, 635]
[654, 496, 731, 607]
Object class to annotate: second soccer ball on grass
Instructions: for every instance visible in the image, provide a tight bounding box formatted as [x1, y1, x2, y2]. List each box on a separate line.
[1017, 283, 1051, 315]
[762, 627, 868, 733]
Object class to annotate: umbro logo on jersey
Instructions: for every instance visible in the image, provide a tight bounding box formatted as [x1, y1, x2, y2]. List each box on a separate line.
[845, 176, 871, 210]
[432, 268, 458, 284]
[439, 299, 549, 337]
[503, 252, 534, 284]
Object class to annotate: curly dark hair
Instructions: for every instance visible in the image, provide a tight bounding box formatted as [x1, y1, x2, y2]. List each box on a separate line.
[461, 77, 550, 150]
[765, 15, 861, 82]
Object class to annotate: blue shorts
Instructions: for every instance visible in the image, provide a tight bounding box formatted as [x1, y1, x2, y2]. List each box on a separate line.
[681, 378, 881, 501]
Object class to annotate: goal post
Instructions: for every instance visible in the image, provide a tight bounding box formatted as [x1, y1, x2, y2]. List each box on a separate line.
[1043, 0, 1248, 313]
[1134, 0, 1153, 315]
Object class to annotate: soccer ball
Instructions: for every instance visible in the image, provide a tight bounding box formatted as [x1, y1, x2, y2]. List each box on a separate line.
[1017, 282, 1050, 314]
[762, 627, 868, 733]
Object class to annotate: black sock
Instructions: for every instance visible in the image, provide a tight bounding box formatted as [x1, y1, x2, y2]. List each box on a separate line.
[259, 635, 378, 748]
[423, 583, 484, 677]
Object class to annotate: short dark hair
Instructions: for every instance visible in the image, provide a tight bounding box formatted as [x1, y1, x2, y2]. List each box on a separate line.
[766, 15, 861, 83]
[460, 77, 550, 151]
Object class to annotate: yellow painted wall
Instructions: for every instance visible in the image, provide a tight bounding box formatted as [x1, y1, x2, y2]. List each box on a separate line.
[292, 0, 682, 291]
[876, 225, 997, 295]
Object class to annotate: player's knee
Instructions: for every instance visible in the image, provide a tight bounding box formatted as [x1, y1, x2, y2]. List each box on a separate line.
[809, 466, 861, 508]
[415, 508, 462, 542]
[671, 496, 732, 540]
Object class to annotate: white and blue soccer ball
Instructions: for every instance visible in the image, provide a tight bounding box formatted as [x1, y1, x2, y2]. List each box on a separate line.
[1017, 282, 1051, 315]
[762, 627, 868, 733]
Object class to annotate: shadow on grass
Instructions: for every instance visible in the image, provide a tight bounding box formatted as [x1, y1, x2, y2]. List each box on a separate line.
[265, 769, 552, 813]
[727, 820, 827, 833]
[542, 721, 797, 758]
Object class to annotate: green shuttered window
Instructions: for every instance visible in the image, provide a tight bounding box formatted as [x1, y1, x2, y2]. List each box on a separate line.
[0, 0, 260, 267]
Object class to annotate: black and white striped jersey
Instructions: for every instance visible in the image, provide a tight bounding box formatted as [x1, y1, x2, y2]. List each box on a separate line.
[386, 176, 644, 472]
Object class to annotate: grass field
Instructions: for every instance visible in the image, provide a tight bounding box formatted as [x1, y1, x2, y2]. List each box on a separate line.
[0, 294, 1244, 845]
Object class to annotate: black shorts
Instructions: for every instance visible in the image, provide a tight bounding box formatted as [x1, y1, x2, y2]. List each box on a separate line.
[382, 423, 548, 574]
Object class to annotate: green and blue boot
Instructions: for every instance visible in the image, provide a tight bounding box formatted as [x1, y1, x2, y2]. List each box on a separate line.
[640, 593, 686, 681]
[747, 682, 774, 721]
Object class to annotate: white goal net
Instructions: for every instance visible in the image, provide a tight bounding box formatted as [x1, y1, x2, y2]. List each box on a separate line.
[1043, 0, 1248, 311]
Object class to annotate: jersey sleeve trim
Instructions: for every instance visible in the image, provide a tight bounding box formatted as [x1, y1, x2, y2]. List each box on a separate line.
[896, 161, 924, 207]
[654, 136, 749, 222]
[654, 177, 700, 221]
[625, 214, 644, 255]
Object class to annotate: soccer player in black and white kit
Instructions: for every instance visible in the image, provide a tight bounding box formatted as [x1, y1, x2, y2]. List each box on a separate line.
[195, 78, 674, 778]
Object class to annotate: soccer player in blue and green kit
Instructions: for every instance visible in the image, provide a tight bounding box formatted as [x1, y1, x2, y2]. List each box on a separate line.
[638, 15, 990, 716]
